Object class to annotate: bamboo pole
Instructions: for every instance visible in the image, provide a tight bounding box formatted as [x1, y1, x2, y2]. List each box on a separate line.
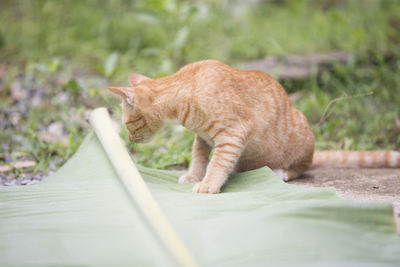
[90, 107, 199, 267]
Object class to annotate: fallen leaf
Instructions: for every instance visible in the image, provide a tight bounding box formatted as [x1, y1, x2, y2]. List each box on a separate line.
[0, 63, 8, 79]
[0, 160, 36, 172]
[0, 165, 12, 172]
[13, 161, 36, 168]
[38, 132, 68, 145]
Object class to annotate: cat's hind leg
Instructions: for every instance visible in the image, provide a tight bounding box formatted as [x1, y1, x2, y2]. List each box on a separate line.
[273, 149, 313, 182]
[272, 169, 302, 182]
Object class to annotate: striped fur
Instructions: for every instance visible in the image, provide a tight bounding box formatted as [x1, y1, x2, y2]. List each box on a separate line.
[108, 60, 399, 194]
[312, 150, 400, 168]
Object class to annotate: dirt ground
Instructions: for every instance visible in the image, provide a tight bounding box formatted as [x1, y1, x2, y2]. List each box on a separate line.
[289, 168, 400, 235]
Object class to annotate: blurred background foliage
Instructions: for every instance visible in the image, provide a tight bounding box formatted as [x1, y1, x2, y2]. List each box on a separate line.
[0, 0, 399, 181]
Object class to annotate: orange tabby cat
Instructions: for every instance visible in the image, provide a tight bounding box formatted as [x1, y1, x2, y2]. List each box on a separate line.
[108, 60, 400, 194]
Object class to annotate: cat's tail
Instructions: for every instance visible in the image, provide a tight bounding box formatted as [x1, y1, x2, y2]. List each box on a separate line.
[311, 150, 400, 168]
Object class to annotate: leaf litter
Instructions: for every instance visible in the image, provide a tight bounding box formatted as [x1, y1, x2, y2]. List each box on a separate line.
[0, 62, 114, 186]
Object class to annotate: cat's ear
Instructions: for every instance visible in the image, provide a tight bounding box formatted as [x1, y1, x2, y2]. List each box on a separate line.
[108, 86, 154, 109]
[129, 73, 151, 86]
[107, 86, 136, 103]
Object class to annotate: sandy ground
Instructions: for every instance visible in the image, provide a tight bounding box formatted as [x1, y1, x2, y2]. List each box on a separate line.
[289, 168, 400, 235]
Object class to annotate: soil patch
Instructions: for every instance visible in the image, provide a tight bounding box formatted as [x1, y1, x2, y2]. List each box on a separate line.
[289, 168, 400, 234]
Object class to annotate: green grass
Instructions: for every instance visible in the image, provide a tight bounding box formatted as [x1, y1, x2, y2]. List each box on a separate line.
[0, 0, 399, 173]
[294, 57, 400, 150]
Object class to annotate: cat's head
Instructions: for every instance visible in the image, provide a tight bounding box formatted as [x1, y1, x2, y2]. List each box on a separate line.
[108, 74, 163, 143]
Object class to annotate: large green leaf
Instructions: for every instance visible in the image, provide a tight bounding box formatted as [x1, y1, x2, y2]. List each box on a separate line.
[1, 132, 399, 266]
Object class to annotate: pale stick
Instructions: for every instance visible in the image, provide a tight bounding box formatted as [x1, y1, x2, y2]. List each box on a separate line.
[90, 107, 199, 267]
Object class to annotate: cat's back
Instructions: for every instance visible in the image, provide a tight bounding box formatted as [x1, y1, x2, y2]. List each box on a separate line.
[178, 59, 257, 78]
[176, 59, 230, 78]
[177, 60, 279, 97]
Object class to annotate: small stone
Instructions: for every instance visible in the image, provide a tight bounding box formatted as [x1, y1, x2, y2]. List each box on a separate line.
[19, 179, 30, 185]
[10, 81, 28, 101]
[31, 94, 43, 108]
[4, 180, 16, 186]
[48, 122, 64, 137]
[57, 92, 69, 104]
[27, 180, 39, 185]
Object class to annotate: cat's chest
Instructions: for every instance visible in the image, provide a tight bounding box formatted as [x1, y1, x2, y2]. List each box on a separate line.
[197, 131, 215, 147]
[170, 120, 215, 147]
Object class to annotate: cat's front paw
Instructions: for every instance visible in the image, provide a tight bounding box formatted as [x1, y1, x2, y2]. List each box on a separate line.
[192, 181, 221, 194]
[178, 172, 203, 184]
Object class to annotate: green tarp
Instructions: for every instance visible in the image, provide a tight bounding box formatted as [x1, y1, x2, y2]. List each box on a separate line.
[1, 132, 399, 266]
